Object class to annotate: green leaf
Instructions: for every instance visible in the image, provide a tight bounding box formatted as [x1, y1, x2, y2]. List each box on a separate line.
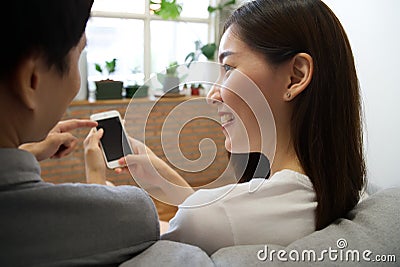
[153, 0, 182, 20]
[105, 58, 117, 74]
[207, 6, 217, 13]
[95, 63, 103, 74]
[184, 52, 196, 67]
[208, 0, 236, 13]
[201, 43, 217, 60]
[166, 61, 178, 75]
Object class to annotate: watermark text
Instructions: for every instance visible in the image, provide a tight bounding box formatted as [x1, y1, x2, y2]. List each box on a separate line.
[257, 238, 396, 263]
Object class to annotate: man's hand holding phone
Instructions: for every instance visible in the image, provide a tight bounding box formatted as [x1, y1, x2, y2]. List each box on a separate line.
[85, 110, 132, 185]
[84, 127, 108, 185]
[90, 110, 133, 169]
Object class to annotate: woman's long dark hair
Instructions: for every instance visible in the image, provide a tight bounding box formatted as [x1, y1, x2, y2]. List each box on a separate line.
[225, 0, 366, 230]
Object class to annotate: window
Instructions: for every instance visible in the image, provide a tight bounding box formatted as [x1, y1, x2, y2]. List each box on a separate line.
[85, 0, 215, 93]
[86, 18, 144, 86]
[150, 20, 209, 73]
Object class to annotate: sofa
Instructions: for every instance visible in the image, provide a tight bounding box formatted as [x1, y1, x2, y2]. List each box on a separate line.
[121, 186, 400, 266]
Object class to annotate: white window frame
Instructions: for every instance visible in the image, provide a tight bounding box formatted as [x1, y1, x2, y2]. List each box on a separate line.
[90, 0, 217, 81]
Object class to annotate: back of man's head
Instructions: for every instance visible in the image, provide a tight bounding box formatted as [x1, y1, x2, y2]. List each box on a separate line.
[0, 0, 94, 83]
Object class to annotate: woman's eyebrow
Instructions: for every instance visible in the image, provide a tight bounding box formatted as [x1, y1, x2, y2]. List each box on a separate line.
[219, 51, 235, 63]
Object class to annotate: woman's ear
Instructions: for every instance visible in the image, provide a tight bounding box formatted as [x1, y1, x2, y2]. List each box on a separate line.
[12, 57, 40, 110]
[284, 53, 313, 101]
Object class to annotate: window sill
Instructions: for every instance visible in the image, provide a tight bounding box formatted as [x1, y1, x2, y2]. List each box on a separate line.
[71, 95, 201, 106]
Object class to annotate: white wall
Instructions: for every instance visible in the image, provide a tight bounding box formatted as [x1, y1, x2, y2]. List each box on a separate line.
[323, 0, 400, 188]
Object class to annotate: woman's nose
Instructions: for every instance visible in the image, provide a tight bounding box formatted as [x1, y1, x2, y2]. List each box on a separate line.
[206, 84, 222, 105]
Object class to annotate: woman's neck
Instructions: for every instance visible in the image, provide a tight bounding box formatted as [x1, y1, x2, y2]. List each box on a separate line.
[271, 150, 304, 176]
[270, 135, 305, 176]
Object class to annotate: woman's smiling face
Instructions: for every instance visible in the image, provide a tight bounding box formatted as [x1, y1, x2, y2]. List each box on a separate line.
[207, 26, 284, 155]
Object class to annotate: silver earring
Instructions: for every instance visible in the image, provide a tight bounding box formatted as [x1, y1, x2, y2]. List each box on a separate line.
[286, 92, 291, 99]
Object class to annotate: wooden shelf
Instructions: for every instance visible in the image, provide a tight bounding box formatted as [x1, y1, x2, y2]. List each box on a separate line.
[71, 95, 202, 107]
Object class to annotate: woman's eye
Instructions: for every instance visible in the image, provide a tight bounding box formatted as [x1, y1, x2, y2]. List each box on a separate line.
[223, 64, 234, 72]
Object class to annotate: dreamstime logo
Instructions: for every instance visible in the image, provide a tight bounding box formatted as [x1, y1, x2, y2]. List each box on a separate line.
[336, 238, 347, 249]
[123, 61, 277, 207]
[257, 238, 397, 263]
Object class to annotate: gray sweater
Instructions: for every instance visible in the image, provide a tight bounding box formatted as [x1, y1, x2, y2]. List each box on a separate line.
[0, 148, 159, 267]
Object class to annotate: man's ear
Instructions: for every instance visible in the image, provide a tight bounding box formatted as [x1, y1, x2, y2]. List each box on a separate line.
[12, 57, 40, 110]
[284, 53, 313, 101]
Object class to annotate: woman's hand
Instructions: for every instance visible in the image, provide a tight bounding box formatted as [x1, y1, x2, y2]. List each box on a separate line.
[116, 137, 194, 203]
[115, 137, 171, 186]
[83, 128, 108, 185]
[19, 119, 97, 161]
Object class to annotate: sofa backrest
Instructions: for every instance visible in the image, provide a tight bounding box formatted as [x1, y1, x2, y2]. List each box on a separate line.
[212, 187, 400, 266]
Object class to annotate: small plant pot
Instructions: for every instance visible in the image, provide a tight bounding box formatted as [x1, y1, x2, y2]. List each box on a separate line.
[125, 84, 149, 98]
[191, 87, 200, 96]
[95, 80, 123, 100]
[162, 76, 180, 94]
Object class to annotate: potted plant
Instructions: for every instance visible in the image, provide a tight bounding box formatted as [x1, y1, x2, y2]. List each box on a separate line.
[190, 83, 201, 96]
[125, 83, 149, 98]
[184, 42, 218, 92]
[157, 61, 187, 95]
[125, 67, 149, 98]
[94, 58, 123, 100]
[185, 41, 217, 67]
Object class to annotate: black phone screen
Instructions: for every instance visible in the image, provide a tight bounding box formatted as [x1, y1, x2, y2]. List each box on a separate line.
[96, 117, 132, 161]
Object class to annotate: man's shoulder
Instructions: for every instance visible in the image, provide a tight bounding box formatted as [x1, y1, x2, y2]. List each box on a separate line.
[52, 182, 147, 199]
[43, 183, 157, 215]
[3, 182, 157, 223]
[0, 183, 160, 267]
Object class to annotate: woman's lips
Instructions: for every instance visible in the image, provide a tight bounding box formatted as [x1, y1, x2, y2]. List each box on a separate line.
[219, 112, 235, 128]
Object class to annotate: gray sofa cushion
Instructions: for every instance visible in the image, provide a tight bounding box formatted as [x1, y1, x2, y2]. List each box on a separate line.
[119, 240, 214, 267]
[212, 187, 400, 266]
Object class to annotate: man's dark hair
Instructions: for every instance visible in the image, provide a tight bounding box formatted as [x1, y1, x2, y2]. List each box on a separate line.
[0, 0, 93, 80]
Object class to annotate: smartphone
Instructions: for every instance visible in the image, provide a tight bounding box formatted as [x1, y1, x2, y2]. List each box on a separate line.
[90, 110, 133, 169]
